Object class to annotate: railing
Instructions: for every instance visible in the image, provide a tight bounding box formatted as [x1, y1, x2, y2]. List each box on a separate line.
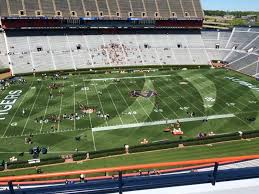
[1, 155, 259, 182]
[1, 155, 259, 193]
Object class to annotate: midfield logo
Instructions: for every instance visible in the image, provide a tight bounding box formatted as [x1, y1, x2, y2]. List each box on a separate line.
[129, 90, 158, 98]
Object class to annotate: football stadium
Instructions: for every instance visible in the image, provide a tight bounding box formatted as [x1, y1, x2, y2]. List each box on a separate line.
[0, 0, 259, 193]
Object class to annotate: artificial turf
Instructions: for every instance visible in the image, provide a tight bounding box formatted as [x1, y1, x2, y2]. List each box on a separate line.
[0, 68, 259, 161]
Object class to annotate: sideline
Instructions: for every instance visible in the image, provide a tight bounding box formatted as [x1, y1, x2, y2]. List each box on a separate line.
[92, 114, 235, 132]
[1, 136, 258, 174]
[84, 74, 171, 81]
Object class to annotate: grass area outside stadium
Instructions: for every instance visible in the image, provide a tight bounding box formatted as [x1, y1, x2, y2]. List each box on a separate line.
[0, 67, 259, 173]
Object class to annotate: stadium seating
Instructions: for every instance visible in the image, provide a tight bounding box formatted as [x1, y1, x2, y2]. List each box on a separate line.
[226, 30, 259, 50]
[0, 32, 9, 68]
[0, 0, 203, 19]
[1, 32, 210, 73]
[1, 27, 259, 76]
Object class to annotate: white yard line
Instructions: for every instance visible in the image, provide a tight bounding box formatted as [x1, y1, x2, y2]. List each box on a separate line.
[93, 82, 108, 126]
[84, 75, 171, 81]
[121, 79, 153, 122]
[149, 88, 178, 118]
[104, 82, 124, 125]
[131, 76, 167, 119]
[156, 84, 184, 117]
[210, 77, 257, 109]
[122, 81, 152, 121]
[2, 82, 34, 137]
[114, 83, 139, 123]
[194, 78, 256, 130]
[82, 82, 93, 128]
[40, 89, 52, 133]
[92, 114, 236, 132]
[57, 82, 65, 132]
[73, 81, 76, 130]
[21, 84, 43, 135]
[82, 80, 96, 151]
[163, 77, 204, 115]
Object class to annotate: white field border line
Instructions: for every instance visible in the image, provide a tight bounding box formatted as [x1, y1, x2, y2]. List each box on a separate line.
[21, 84, 44, 135]
[2, 82, 34, 137]
[84, 75, 171, 81]
[104, 82, 124, 125]
[113, 83, 139, 123]
[83, 79, 96, 151]
[92, 114, 236, 132]
[93, 81, 108, 126]
[40, 88, 52, 133]
[121, 79, 153, 122]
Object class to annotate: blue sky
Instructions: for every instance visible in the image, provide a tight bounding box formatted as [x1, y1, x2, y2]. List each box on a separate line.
[201, 0, 259, 11]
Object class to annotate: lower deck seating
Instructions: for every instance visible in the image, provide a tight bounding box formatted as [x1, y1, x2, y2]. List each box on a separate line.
[0, 28, 258, 77]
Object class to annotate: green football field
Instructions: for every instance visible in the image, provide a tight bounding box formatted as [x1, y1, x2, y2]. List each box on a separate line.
[0, 68, 259, 161]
